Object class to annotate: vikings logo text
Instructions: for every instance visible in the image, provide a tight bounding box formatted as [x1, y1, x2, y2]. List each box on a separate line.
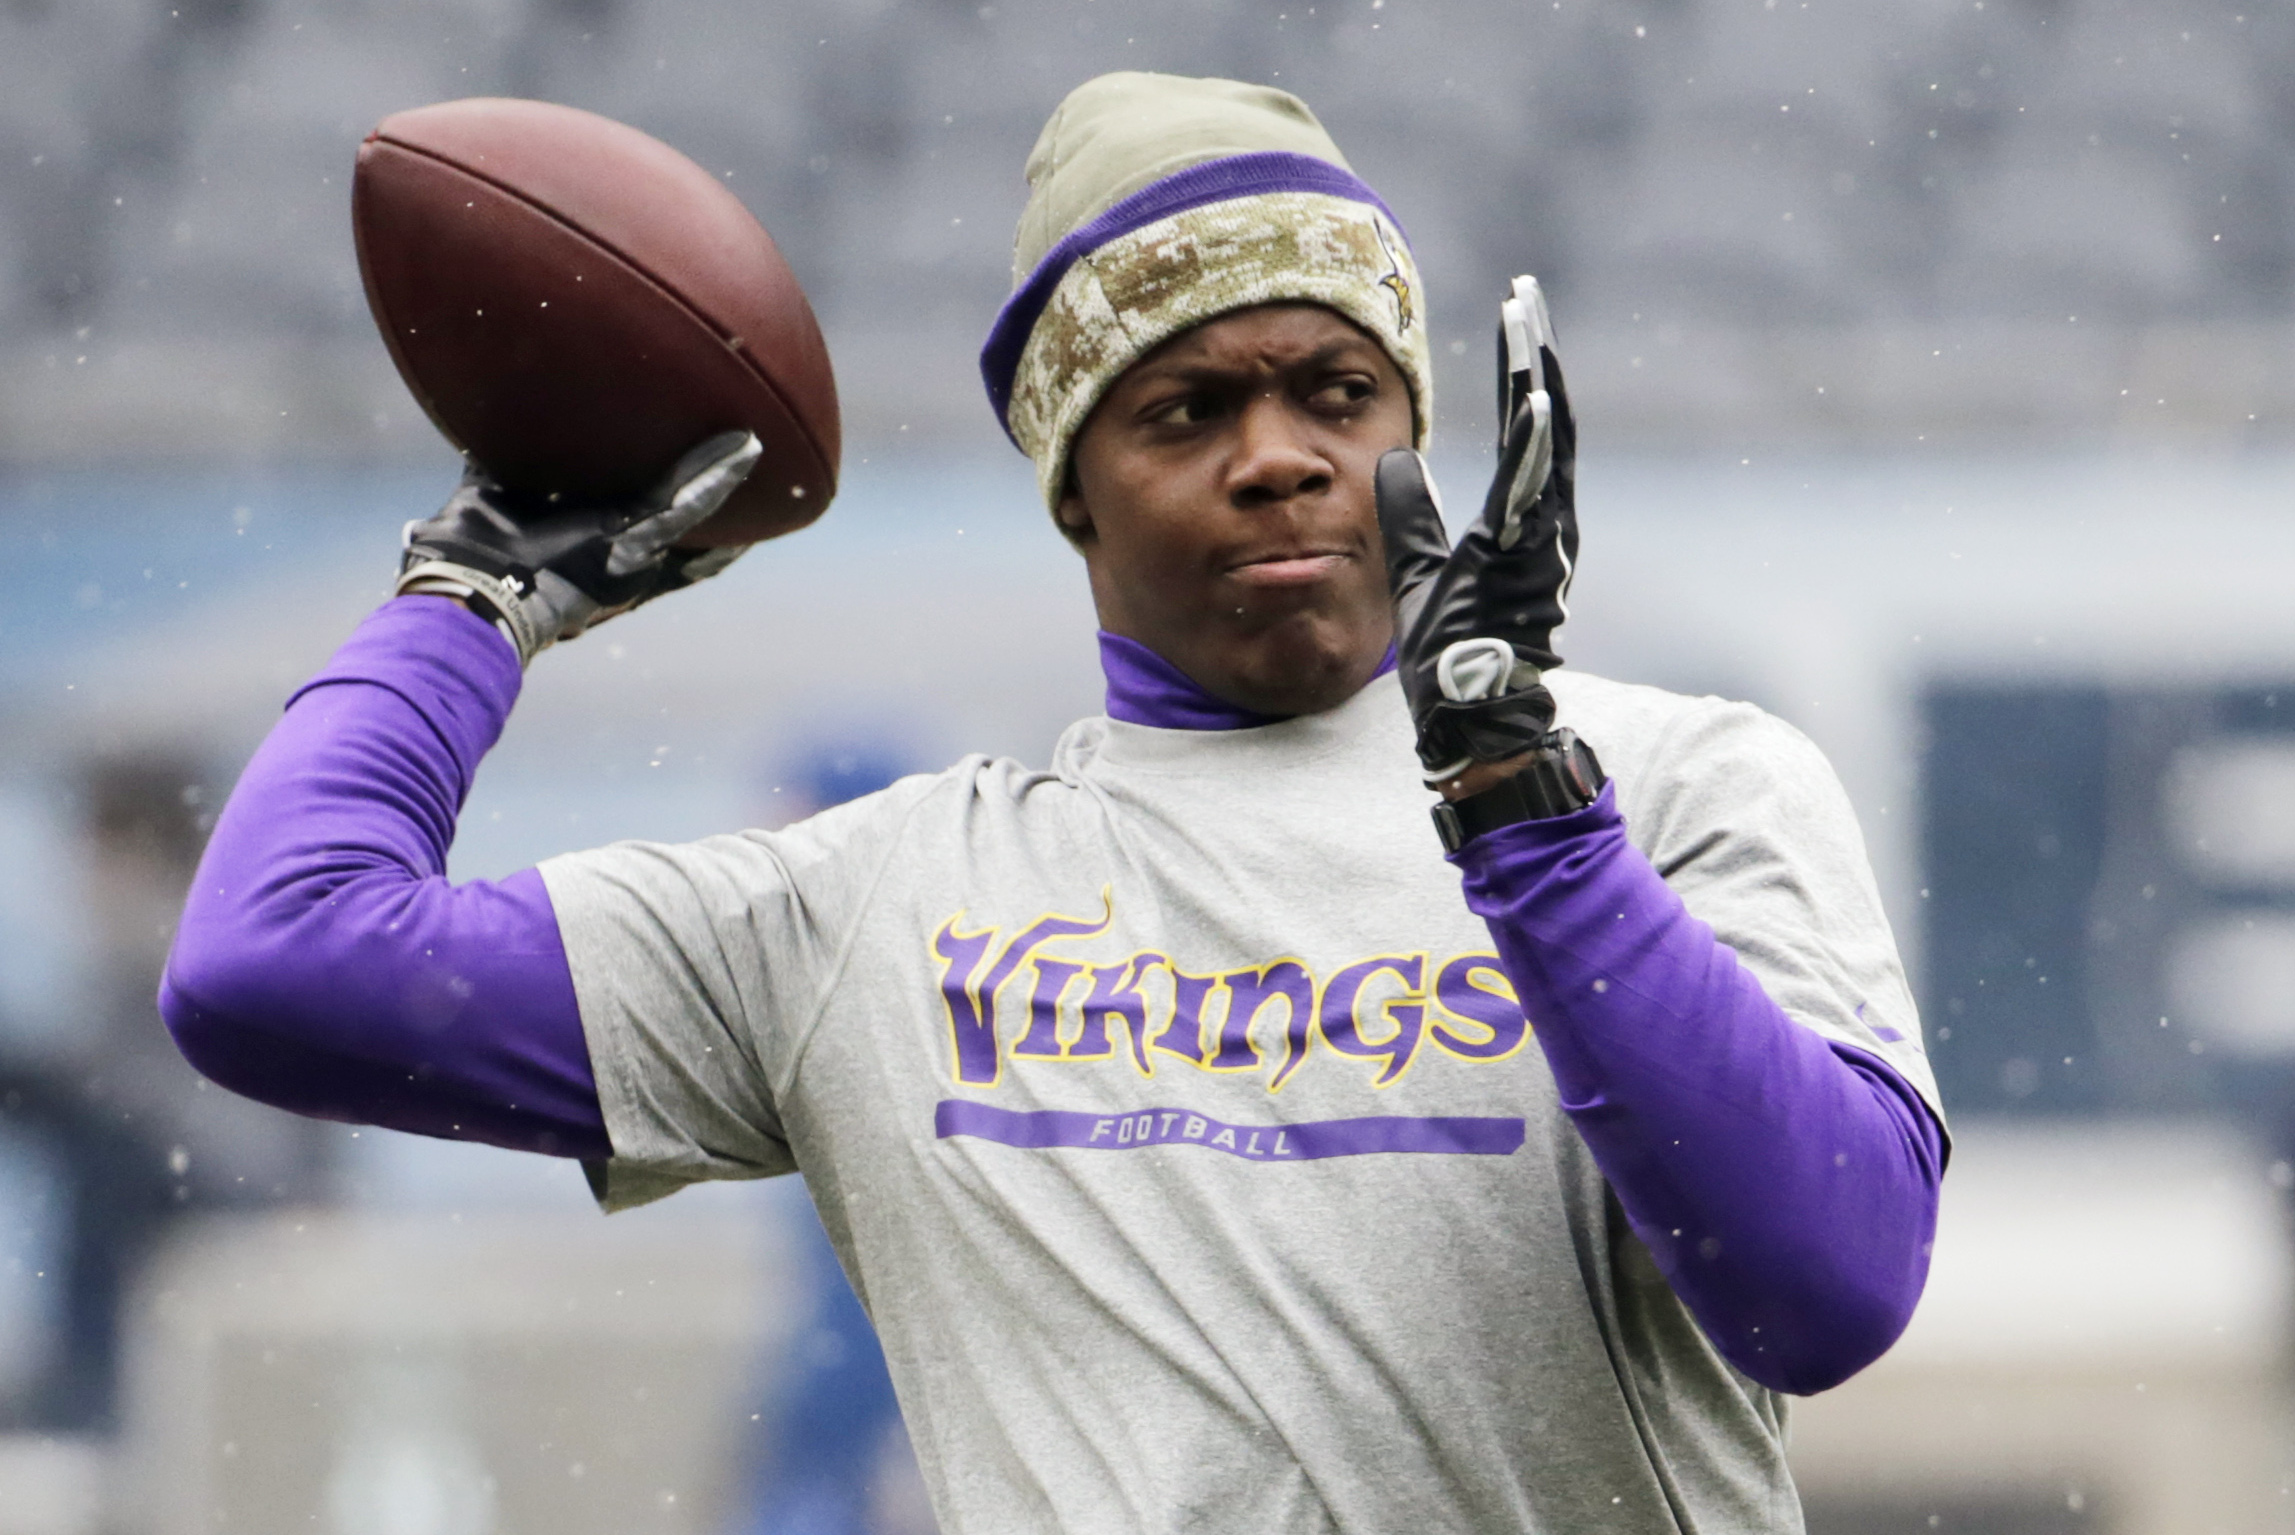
[930, 895, 1524, 1091]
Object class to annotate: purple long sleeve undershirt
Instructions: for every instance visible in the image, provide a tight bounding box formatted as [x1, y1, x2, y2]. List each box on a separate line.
[1454, 791, 1944, 1394]
[165, 600, 1940, 1393]
[163, 597, 609, 1160]
[1096, 630, 1397, 729]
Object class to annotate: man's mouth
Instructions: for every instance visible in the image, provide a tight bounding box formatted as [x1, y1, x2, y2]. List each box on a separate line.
[1226, 550, 1350, 588]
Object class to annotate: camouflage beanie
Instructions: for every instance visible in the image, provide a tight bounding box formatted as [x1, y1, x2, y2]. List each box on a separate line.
[979, 72, 1433, 515]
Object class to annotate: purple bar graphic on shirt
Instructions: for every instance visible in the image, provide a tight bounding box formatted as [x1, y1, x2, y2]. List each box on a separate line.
[933, 1100, 1524, 1161]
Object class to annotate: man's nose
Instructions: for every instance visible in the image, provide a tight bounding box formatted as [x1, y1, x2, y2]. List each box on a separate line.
[1227, 394, 1332, 508]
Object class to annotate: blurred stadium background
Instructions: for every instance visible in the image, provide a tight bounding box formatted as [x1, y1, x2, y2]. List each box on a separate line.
[4, 1, 2295, 1531]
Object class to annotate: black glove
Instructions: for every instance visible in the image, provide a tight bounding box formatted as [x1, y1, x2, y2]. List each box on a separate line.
[396, 431, 762, 666]
[1376, 275, 1579, 782]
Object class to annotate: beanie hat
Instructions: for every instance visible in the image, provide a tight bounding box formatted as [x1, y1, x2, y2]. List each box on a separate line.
[980, 72, 1433, 515]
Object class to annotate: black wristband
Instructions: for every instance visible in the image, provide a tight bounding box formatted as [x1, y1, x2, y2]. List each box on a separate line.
[1431, 728, 1606, 853]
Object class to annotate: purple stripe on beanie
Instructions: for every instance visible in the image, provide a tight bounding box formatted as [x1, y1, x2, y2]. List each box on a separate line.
[1450, 784, 1946, 1395]
[981, 151, 1407, 440]
[1099, 630, 1399, 731]
[162, 597, 610, 1160]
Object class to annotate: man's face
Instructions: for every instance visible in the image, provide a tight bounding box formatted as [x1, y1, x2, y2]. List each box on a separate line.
[1059, 303, 1414, 718]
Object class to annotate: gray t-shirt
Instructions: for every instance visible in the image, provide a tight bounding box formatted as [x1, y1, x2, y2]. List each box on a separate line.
[540, 668, 1938, 1535]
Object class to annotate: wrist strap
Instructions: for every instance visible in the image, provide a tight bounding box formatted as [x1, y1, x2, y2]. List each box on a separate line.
[1431, 728, 1606, 853]
[396, 559, 540, 664]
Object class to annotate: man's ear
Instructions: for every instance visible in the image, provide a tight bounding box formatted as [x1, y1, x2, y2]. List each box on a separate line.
[1055, 468, 1096, 545]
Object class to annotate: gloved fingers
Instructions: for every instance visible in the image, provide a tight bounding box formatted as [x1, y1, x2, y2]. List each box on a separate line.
[661, 542, 752, 590]
[1542, 338, 1574, 435]
[1480, 382, 1551, 553]
[1496, 276, 1549, 450]
[1487, 277, 1568, 554]
[1501, 391, 1553, 546]
[1432, 683, 1558, 764]
[607, 431, 762, 578]
[665, 429, 764, 515]
[1539, 344, 1577, 482]
[1541, 346, 1580, 623]
[530, 567, 605, 647]
[1374, 447, 1453, 620]
[1435, 636, 1533, 703]
[554, 542, 753, 648]
[1383, 274, 1578, 782]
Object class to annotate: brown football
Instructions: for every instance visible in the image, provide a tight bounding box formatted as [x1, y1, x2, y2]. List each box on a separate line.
[353, 97, 838, 548]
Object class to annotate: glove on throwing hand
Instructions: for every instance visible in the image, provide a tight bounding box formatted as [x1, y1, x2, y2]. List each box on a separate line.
[396, 431, 762, 666]
[1376, 275, 1580, 782]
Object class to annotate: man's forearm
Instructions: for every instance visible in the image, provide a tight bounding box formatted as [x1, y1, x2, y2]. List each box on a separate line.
[162, 596, 609, 1159]
[1453, 786, 1944, 1396]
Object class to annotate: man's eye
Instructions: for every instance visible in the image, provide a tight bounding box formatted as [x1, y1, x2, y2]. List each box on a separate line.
[1311, 377, 1376, 409]
[1150, 394, 1222, 425]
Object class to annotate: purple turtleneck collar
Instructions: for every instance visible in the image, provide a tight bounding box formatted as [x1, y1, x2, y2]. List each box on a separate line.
[1098, 631, 1398, 732]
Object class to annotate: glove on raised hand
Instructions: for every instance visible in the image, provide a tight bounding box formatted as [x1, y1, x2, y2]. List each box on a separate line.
[1376, 275, 1580, 782]
[396, 431, 762, 666]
